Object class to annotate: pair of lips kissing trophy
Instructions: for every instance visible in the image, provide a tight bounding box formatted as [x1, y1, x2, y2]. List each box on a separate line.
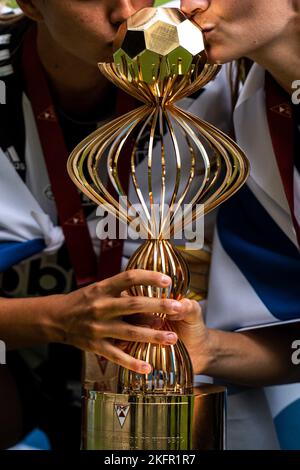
[67, 7, 249, 450]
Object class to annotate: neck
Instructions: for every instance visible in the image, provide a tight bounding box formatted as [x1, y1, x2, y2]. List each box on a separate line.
[36, 25, 115, 120]
[248, 15, 300, 94]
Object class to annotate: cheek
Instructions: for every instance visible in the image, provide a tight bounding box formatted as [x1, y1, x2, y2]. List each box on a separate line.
[41, 0, 154, 65]
[204, 0, 289, 62]
[204, 28, 257, 63]
[214, 0, 265, 36]
[205, 44, 236, 64]
[44, 6, 114, 63]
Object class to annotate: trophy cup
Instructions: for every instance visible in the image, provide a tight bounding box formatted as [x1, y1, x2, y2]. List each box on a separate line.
[68, 8, 249, 450]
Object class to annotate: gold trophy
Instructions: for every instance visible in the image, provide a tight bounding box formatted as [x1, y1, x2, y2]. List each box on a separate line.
[68, 7, 249, 450]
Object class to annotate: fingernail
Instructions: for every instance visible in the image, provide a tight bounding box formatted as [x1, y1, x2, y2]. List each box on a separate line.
[166, 333, 177, 342]
[141, 364, 151, 374]
[171, 300, 182, 312]
[161, 275, 171, 285]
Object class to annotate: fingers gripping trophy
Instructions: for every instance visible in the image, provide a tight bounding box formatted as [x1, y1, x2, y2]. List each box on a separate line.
[68, 8, 249, 451]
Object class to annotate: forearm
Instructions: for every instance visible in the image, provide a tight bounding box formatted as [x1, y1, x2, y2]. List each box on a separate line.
[0, 295, 65, 350]
[197, 324, 300, 387]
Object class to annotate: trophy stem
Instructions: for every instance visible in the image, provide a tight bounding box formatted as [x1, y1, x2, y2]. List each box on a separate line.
[118, 239, 193, 395]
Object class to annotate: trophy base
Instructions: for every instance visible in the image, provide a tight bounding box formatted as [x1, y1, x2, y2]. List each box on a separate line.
[81, 384, 226, 450]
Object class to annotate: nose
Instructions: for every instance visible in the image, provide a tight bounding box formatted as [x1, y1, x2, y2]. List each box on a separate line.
[181, 0, 210, 16]
[109, 0, 138, 26]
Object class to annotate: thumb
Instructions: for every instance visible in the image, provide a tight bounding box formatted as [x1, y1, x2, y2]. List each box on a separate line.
[180, 298, 203, 325]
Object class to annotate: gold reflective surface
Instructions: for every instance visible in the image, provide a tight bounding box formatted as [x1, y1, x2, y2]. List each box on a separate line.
[82, 385, 226, 450]
[113, 7, 205, 84]
[68, 7, 249, 449]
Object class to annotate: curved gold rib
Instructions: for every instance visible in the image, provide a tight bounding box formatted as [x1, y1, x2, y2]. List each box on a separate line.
[68, 31, 249, 396]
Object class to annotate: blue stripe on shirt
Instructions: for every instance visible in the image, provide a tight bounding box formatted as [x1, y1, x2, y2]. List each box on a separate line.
[217, 185, 300, 321]
[0, 239, 45, 271]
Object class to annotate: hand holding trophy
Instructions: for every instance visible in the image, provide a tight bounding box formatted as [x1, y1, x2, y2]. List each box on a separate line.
[68, 7, 249, 450]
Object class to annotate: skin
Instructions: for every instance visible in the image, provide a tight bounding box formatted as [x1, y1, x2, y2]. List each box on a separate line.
[3, 0, 298, 387]
[17, 0, 153, 118]
[181, 0, 300, 93]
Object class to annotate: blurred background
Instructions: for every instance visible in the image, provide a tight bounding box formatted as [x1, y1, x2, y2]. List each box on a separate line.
[1, 1, 17, 8]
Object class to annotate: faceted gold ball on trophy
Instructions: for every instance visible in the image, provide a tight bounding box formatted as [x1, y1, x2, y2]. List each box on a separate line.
[113, 7, 205, 83]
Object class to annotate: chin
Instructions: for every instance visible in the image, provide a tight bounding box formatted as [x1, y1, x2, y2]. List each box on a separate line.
[96, 48, 114, 65]
[84, 52, 113, 67]
[206, 45, 241, 65]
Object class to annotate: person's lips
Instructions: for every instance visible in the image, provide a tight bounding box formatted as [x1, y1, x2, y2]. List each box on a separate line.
[203, 30, 215, 40]
[201, 23, 216, 34]
[201, 25, 218, 42]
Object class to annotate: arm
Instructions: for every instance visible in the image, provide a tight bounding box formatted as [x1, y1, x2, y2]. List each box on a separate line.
[0, 294, 64, 350]
[172, 299, 300, 387]
[204, 324, 299, 387]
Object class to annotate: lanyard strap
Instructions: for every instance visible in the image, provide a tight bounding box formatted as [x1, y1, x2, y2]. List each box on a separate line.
[265, 72, 300, 246]
[22, 26, 135, 286]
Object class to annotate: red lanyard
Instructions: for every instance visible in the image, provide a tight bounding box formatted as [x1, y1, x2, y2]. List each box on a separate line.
[22, 26, 135, 286]
[265, 72, 300, 246]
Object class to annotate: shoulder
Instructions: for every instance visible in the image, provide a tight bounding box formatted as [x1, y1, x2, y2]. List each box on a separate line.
[0, 12, 28, 156]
